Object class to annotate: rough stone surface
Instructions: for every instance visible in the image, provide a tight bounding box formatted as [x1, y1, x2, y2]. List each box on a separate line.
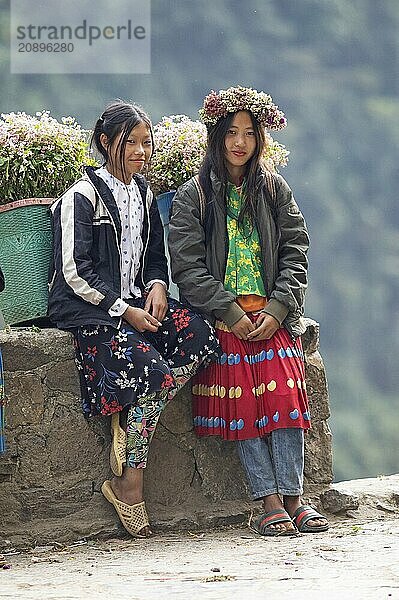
[301, 317, 319, 354]
[320, 487, 360, 514]
[332, 474, 399, 518]
[304, 421, 333, 485]
[0, 319, 333, 547]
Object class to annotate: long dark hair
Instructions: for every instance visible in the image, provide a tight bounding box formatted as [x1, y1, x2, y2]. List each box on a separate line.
[199, 110, 266, 228]
[91, 100, 154, 182]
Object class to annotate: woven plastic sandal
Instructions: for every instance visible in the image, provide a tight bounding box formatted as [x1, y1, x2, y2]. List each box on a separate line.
[251, 509, 298, 537]
[110, 412, 126, 477]
[292, 505, 329, 533]
[101, 480, 150, 538]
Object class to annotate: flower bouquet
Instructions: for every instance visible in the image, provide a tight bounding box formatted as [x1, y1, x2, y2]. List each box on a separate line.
[147, 114, 207, 227]
[147, 114, 207, 198]
[0, 110, 95, 203]
[0, 110, 95, 325]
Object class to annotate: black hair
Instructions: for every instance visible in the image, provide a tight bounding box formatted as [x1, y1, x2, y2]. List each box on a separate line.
[198, 110, 266, 230]
[91, 99, 154, 182]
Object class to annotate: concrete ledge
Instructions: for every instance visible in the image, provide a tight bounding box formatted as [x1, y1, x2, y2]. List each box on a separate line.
[0, 318, 332, 546]
[323, 474, 399, 519]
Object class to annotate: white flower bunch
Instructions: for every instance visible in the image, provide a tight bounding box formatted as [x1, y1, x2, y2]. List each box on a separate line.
[147, 115, 208, 196]
[0, 110, 96, 203]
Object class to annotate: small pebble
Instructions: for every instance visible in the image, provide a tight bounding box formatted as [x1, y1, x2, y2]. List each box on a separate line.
[211, 567, 220, 572]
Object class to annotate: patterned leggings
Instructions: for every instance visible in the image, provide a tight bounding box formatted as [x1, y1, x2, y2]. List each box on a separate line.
[74, 297, 221, 470]
[125, 359, 196, 468]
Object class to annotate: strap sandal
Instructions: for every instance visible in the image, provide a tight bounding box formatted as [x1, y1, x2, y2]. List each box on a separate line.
[101, 480, 150, 538]
[110, 412, 126, 477]
[251, 509, 298, 537]
[292, 505, 329, 533]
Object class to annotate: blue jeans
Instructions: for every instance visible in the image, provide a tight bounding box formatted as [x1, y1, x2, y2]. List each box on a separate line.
[237, 428, 304, 500]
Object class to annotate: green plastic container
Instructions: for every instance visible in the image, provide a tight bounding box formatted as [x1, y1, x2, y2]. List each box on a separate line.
[0, 198, 53, 325]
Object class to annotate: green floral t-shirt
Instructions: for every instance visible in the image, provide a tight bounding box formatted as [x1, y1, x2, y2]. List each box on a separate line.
[224, 182, 266, 297]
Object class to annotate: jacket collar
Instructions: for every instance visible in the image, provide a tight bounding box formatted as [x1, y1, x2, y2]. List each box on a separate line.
[84, 166, 122, 238]
[210, 169, 224, 196]
[209, 169, 227, 213]
[210, 166, 265, 193]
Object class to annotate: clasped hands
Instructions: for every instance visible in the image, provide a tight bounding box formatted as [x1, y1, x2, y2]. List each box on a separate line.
[122, 283, 168, 332]
[230, 312, 280, 341]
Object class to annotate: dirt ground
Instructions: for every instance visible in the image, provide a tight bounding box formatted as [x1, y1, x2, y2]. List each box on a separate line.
[1, 516, 398, 600]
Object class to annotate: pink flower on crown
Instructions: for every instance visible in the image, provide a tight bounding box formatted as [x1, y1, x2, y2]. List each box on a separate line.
[200, 90, 227, 125]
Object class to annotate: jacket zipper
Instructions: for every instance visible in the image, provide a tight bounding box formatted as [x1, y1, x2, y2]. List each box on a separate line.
[140, 188, 151, 290]
[48, 269, 57, 292]
[89, 176, 124, 329]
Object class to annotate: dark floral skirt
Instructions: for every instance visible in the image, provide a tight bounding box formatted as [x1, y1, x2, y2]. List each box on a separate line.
[73, 297, 221, 417]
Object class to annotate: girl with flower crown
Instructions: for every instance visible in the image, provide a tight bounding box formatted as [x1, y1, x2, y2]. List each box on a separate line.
[48, 100, 220, 539]
[169, 86, 328, 536]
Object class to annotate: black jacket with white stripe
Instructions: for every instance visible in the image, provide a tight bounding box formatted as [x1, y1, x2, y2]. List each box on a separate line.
[48, 166, 168, 330]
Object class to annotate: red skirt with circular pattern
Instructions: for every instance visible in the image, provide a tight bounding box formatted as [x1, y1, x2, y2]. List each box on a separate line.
[192, 319, 310, 441]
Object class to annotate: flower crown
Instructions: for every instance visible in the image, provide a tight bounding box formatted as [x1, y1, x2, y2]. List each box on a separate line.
[199, 86, 287, 131]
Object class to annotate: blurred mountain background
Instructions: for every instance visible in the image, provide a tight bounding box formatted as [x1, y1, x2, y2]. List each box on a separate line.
[1, 0, 398, 481]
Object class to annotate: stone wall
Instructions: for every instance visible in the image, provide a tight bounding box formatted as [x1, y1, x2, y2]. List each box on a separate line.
[0, 319, 332, 546]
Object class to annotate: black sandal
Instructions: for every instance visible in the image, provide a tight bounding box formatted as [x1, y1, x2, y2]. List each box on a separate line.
[251, 509, 298, 537]
[292, 505, 329, 533]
